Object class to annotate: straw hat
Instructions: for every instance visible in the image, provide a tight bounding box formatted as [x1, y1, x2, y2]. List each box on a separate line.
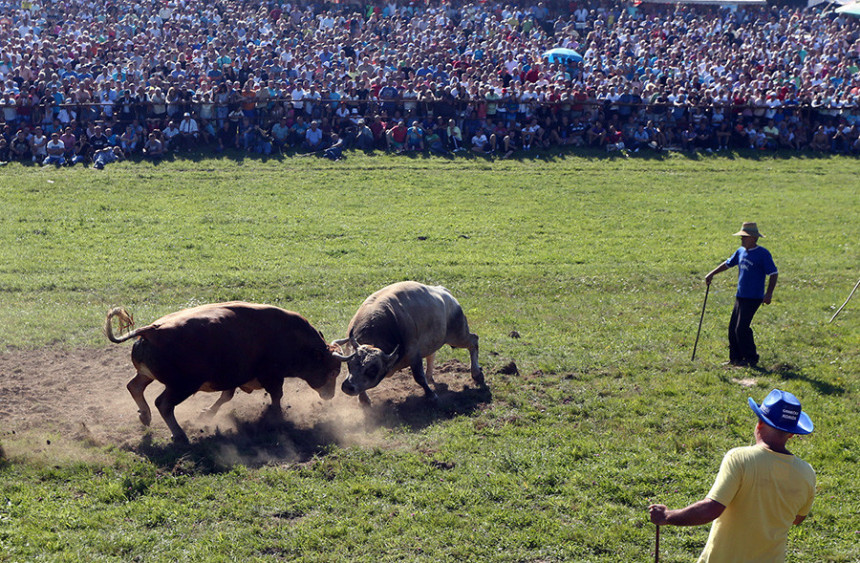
[733, 222, 764, 238]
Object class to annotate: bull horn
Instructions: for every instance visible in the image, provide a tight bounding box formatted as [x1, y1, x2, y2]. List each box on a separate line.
[332, 351, 355, 362]
[384, 345, 399, 363]
[350, 335, 359, 350]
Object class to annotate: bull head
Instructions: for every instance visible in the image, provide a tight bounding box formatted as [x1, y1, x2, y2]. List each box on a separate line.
[340, 344, 400, 396]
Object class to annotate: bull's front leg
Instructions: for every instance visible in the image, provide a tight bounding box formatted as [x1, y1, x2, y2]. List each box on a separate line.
[127, 372, 154, 427]
[410, 357, 439, 402]
[262, 380, 284, 420]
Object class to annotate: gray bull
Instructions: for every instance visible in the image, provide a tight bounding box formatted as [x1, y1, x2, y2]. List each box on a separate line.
[105, 302, 342, 442]
[332, 281, 485, 405]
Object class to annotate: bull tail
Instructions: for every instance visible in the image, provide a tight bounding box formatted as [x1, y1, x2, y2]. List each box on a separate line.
[104, 307, 149, 343]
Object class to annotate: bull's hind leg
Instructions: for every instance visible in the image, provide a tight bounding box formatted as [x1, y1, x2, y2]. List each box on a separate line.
[200, 389, 235, 420]
[127, 372, 154, 427]
[424, 352, 437, 386]
[154, 387, 195, 443]
[447, 320, 484, 385]
[410, 357, 439, 402]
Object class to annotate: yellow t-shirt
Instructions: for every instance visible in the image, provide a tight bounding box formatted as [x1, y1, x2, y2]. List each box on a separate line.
[698, 445, 815, 563]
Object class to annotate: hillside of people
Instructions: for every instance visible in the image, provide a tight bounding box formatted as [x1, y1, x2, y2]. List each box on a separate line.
[1, 0, 859, 165]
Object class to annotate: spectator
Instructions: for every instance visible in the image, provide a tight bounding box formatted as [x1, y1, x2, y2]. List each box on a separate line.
[43, 132, 66, 166]
[142, 132, 165, 161]
[178, 113, 200, 152]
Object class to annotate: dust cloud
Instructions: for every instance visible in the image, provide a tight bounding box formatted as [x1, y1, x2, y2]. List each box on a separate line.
[0, 347, 490, 471]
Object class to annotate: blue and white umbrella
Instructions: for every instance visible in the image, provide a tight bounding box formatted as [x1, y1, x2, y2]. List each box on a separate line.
[541, 48, 584, 63]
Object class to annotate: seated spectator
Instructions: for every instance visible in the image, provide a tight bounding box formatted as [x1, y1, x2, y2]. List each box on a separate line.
[178, 112, 200, 152]
[43, 132, 66, 166]
[270, 117, 291, 152]
[60, 127, 77, 160]
[323, 133, 345, 160]
[142, 131, 165, 161]
[93, 146, 124, 170]
[120, 125, 141, 156]
[425, 128, 446, 154]
[406, 121, 424, 151]
[605, 125, 626, 154]
[10, 129, 31, 162]
[304, 120, 325, 152]
[387, 120, 407, 153]
[446, 119, 464, 151]
[29, 126, 48, 163]
[354, 119, 375, 151]
[586, 121, 606, 147]
[471, 128, 490, 154]
[162, 121, 181, 152]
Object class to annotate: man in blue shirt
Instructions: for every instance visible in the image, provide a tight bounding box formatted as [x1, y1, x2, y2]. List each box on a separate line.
[705, 222, 778, 367]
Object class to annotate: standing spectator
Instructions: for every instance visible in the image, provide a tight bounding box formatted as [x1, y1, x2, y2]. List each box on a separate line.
[649, 389, 814, 563]
[704, 222, 777, 368]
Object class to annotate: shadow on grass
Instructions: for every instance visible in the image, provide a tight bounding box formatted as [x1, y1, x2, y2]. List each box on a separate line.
[369, 382, 493, 432]
[752, 363, 846, 396]
[130, 382, 492, 474]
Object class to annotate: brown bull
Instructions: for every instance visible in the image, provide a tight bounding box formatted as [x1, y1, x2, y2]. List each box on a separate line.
[332, 281, 485, 405]
[105, 302, 342, 443]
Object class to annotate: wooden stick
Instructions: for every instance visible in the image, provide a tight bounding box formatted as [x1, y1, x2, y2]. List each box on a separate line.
[654, 524, 660, 563]
[830, 278, 860, 323]
[691, 284, 710, 361]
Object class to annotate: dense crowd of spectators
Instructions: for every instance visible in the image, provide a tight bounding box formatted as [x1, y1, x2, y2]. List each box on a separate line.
[0, 0, 859, 166]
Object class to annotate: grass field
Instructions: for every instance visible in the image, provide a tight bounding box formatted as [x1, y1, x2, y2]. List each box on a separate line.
[0, 150, 858, 562]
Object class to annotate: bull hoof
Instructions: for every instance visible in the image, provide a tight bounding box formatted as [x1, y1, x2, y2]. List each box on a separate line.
[472, 368, 485, 386]
[199, 408, 216, 420]
[425, 392, 440, 404]
[172, 433, 190, 445]
[138, 411, 152, 426]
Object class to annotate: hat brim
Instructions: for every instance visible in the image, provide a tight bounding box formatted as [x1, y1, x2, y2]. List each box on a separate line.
[733, 230, 763, 237]
[748, 398, 813, 435]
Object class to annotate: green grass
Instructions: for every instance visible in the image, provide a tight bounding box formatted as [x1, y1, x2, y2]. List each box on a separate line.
[1, 150, 858, 561]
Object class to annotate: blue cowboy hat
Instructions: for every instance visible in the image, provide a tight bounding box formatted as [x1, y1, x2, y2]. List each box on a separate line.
[748, 389, 813, 435]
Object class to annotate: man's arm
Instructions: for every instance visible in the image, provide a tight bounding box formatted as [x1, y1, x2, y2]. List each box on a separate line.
[648, 499, 726, 526]
[764, 273, 777, 305]
[705, 262, 729, 285]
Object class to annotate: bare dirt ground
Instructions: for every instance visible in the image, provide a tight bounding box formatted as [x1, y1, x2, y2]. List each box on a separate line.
[0, 347, 492, 470]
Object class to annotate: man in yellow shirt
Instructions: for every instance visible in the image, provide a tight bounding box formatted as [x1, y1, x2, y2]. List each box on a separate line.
[649, 389, 815, 562]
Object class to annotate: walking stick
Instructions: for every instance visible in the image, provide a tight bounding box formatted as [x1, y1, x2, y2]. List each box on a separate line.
[830, 278, 860, 323]
[691, 284, 710, 361]
[654, 524, 660, 563]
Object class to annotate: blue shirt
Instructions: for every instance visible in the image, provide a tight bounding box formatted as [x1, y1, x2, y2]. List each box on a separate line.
[726, 245, 777, 299]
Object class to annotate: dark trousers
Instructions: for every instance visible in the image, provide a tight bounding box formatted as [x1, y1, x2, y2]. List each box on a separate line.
[729, 297, 763, 365]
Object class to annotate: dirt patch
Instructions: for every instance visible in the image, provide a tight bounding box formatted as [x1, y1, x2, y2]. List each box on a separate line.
[0, 347, 490, 470]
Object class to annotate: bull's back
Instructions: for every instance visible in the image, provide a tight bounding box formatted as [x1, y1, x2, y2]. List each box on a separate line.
[350, 282, 459, 357]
